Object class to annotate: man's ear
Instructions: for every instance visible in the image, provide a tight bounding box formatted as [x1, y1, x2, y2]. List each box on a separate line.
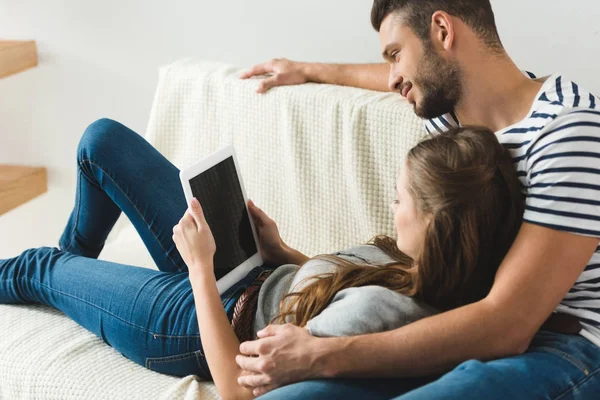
[430, 11, 455, 51]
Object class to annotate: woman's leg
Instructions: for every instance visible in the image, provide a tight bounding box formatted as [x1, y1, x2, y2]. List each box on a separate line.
[0, 247, 263, 378]
[58, 118, 188, 273]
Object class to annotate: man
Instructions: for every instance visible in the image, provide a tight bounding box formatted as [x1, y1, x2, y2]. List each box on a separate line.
[235, 1, 600, 398]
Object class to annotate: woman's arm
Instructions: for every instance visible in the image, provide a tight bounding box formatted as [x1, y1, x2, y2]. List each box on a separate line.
[247, 200, 309, 266]
[279, 243, 309, 266]
[190, 270, 255, 400]
[172, 199, 255, 400]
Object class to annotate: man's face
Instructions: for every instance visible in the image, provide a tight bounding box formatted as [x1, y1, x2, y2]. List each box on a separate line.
[380, 13, 462, 119]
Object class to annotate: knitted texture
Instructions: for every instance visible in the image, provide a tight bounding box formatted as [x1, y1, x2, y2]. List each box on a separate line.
[144, 59, 426, 256]
[0, 59, 426, 399]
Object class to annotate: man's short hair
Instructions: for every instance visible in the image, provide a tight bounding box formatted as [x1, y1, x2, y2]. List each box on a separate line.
[371, 0, 503, 51]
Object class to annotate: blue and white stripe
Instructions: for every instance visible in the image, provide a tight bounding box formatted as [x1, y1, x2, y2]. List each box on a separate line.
[425, 72, 600, 344]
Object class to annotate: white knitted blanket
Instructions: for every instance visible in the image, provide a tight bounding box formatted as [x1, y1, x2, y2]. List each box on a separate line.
[0, 59, 426, 400]
[144, 59, 426, 256]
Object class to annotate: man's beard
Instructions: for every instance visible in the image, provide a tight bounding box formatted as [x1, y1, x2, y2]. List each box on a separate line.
[412, 47, 462, 120]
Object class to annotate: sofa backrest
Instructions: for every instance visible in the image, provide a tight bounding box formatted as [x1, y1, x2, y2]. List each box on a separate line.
[144, 59, 427, 257]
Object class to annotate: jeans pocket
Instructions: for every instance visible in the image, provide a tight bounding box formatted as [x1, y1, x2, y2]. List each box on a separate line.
[145, 349, 211, 379]
[536, 345, 591, 376]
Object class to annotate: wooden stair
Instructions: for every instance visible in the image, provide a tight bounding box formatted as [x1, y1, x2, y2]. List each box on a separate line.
[0, 40, 38, 78]
[0, 40, 46, 214]
[0, 165, 48, 216]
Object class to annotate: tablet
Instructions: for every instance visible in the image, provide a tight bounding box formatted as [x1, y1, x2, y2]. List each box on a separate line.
[179, 145, 263, 294]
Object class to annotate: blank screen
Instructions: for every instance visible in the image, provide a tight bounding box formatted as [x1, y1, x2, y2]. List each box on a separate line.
[188, 156, 257, 280]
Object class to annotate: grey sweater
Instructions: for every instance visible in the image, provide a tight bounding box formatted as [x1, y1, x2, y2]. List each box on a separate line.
[252, 245, 438, 338]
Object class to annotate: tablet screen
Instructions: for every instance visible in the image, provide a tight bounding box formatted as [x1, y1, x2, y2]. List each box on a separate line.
[187, 156, 258, 280]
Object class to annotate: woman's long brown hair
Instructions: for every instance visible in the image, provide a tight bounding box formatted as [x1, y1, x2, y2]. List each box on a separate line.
[274, 127, 525, 327]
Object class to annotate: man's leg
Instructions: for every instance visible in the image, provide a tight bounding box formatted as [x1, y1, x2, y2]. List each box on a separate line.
[395, 330, 600, 399]
[58, 118, 189, 273]
[259, 330, 600, 400]
[258, 377, 433, 400]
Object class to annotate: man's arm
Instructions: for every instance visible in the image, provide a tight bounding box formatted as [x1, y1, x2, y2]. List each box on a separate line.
[240, 58, 390, 93]
[237, 222, 598, 393]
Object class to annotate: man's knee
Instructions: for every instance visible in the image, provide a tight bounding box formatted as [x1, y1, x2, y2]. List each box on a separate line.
[257, 381, 344, 400]
[258, 378, 407, 400]
[77, 118, 129, 162]
[397, 360, 504, 400]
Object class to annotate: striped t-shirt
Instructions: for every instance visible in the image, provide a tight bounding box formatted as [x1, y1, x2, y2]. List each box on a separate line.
[426, 73, 600, 347]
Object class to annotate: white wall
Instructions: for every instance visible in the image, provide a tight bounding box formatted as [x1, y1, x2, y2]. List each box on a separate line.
[0, 0, 598, 189]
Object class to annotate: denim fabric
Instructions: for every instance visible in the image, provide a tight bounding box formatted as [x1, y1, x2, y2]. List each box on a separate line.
[259, 330, 600, 400]
[0, 118, 265, 379]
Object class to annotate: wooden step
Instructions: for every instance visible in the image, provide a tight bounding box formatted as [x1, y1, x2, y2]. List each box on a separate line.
[0, 40, 38, 79]
[0, 165, 48, 215]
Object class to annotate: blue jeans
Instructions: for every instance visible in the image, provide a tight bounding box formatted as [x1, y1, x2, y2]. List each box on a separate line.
[0, 118, 268, 379]
[259, 328, 600, 399]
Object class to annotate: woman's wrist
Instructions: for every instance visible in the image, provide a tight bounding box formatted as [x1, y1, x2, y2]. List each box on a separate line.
[188, 262, 217, 283]
[280, 243, 309, 265]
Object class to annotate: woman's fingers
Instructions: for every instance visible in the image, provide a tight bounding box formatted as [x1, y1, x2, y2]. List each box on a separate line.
[248, 200, 271, 222]
[173, 198, 208, 233]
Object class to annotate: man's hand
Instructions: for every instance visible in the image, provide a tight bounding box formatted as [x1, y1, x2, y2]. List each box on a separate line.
[236, 324, 334, 396]
[240, 58, 310, 93]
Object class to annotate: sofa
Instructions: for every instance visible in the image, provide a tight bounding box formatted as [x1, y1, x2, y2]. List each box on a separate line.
[0, 59, 426, 399]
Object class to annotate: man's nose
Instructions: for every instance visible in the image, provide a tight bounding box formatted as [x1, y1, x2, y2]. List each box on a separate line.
[388, 69, 403, 92]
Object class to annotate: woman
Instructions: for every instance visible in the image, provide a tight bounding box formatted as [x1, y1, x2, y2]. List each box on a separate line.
[0, 119, 523, 399]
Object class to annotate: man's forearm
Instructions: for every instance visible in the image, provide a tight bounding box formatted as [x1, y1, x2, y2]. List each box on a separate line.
[303, 63, 390, 92]
[319, 299, 528, 378]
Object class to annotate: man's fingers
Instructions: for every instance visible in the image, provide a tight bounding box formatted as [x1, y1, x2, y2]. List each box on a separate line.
[238, 337, 263, 356]
[256, 324, 283, 338]
[235, 354, 262, 373]
[256, 76, 282, 93]
[240, 63, 272, 79]
[254, 385, 278, 397]
[237, 372, 272, 388]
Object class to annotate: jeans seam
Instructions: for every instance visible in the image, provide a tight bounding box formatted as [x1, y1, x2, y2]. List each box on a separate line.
[553, 365, 600, 400]
[63, 172, 83, 253]
[152, 333, 201, 339]
[79, 157, 184, 273]
[15, 276, 200, 339]
[536, 345, 590, 375]
[146, 350, 204, 365]
[146, 350, 210, 378]
[16, 276, 155, 336]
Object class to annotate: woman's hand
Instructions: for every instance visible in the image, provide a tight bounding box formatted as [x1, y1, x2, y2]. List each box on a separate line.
[248, 200, 288, 265]
[172, 198, 216, 276]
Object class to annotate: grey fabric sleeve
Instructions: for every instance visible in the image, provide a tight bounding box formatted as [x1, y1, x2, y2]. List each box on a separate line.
[306, 286, 438, 337]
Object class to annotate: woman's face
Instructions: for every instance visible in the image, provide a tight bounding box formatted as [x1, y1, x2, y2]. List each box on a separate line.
[392, 163, 430, 261]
